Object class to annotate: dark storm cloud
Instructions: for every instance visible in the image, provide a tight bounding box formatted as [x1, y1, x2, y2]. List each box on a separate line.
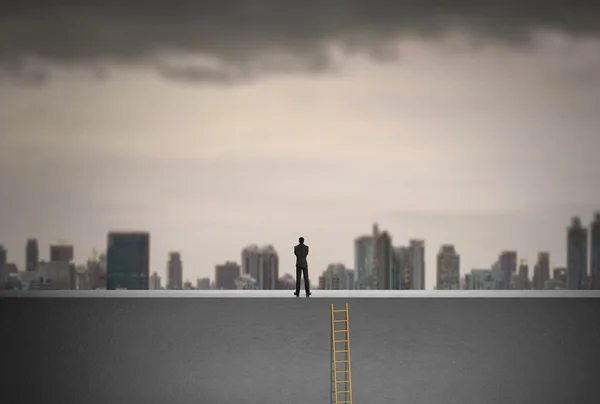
[1, 0, 599, 82]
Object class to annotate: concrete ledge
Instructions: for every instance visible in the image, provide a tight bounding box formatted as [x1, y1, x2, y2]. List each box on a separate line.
[1, 289, 600, 298]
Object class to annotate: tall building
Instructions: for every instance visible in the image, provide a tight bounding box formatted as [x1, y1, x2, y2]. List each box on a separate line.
[86, 250, 107, 290]
[498, 251, 517, 290]
[50, 241, 74, 262]
[196, 277, 211, 290]
[241, 244, 279, 290]
[0, 245, 6, 269]
[532, 252, 550, 290]
[567, 217, 588, 290]
[215, 261, 241, 290]
[354, 235, 374, 289]
[392, 246, 410, 290]
[149, 272, 162, 290]
[241, 245, 260, 282]
[318, 263, 353, 290]
[26, 238, 39, 272]
[259, 245, 279, 290]
[408, 239, 425, 290]
[106, 232, 150, 290]
[374, 230, 393, 290]
[167, 252, 183, 290]
[591, 212, 600, 290]
[466, 269, 493, 290]
[517, 259, 529, 289]
[436, 245, 460, 290]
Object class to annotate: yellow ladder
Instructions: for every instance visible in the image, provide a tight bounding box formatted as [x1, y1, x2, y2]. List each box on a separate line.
[331, 303, 353, 404]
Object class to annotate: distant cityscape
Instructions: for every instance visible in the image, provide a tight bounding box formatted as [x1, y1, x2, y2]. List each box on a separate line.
[1, 212, 599, 291]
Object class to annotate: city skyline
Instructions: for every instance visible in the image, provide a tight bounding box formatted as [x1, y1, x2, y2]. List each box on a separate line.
[1, 209, 598, 290]
[2, 1, 600, 290]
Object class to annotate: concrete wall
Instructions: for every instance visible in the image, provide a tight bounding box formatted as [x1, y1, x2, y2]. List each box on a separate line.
[1, 296, 599, 404]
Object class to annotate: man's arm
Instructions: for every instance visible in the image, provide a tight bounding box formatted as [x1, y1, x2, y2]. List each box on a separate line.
[294, 245, 298, 256]
[306, 246, 309, 256]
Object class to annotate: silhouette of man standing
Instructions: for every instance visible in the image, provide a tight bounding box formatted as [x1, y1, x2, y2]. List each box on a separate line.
[294, 237, 311, 297]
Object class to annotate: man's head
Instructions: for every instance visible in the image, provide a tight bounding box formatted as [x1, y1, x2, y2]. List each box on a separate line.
[299, 237, 304, 244]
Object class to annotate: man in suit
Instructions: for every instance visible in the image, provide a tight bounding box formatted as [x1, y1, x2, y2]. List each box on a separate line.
[294, 237, 311, 297]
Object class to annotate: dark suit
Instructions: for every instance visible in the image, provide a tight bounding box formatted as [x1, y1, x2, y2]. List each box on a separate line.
[294, 244, 310, 294]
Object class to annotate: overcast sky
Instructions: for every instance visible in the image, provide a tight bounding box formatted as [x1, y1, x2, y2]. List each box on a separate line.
[1, 0, 599, 288]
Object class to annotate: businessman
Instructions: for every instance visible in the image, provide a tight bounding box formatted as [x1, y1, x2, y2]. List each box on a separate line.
[294, 237, 311, 297]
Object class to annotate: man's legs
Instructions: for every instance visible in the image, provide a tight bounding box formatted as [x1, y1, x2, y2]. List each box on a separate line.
[302, 267, 311, 295]
[295, 267, 303, 295]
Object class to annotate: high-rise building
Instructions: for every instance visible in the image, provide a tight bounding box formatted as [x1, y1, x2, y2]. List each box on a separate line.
[106, 232, 150, 290]
[567, 217, 588, 290]
[241, 244, 279, 290]
[50, 241, 74, 263]
[374, 230, 393, 290]
[591, 212, 600, 290]
[167, 252, 183, 290]
[196, 277, 211, 290]
[149, 272, 162, 290]
[517, 259, 529, 289]
[26, 238, 39, 272]
[466, 269, 493, 290]
[86, 250, 107, 290]
[0, 245, 6, 269]
[215, 261, 241, 290]
[392, 246, 410, 290]
[354, 235, 374, 289]
[498, 251, 517, 290]
[241, 244, 261, 282]
[318, 263, 353, 290]
[408, 239, 425, 290]
[532, 252, 550, 290]
[259, 245, 279, 290]
[436, 245, 460, 290]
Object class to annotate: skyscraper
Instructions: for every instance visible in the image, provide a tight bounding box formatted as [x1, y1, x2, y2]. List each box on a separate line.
[518, 259, 529, 289]
[106, 232, 150, 290]
[0, 245, 6, 269]
[354, 235, 374, 289]
[50, 241, 74, 262]
[167, 252, 183, 290]
[436, 245, 460, 290]
[259, 245, 279, 290]
[318, 263, 353, 290]
[25, 238, 39, 272]
[567, 217, 588, 290]
[374, 230, 393, 290]
[589, 213, 600, 290]
[392, 246, 410, 290]
[215, 261, 241, 290]
[149, 272, 162, 290]
[240, 244, 279, 289]
[409, 239, 425, 290]
[532, 252, 550, 290]
[498, 251, 517, 290]
[241, 244, 260, 282]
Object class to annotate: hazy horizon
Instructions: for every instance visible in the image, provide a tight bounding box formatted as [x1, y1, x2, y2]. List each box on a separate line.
[1, 1, 600, 288]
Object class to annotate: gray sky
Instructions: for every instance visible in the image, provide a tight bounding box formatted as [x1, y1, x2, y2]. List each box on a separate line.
[1, 0, 599, 288]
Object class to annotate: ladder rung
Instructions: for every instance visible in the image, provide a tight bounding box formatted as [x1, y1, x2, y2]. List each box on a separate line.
[332, 309, 347, 313]
[334, 360, 349, 363]
[334, 350, 349, 353]
[335, 380, 350, 383]
[334, 340, 348, 343]
[334, 329, 347, 332]
[333, 319, 347, 322]
[337, 390, 351, 393]
[337, 401, 351, 403]
[335, 370, 349, 372]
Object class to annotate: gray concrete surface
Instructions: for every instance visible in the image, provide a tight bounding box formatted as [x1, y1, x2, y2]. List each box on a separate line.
[2, 297, 599, 404]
